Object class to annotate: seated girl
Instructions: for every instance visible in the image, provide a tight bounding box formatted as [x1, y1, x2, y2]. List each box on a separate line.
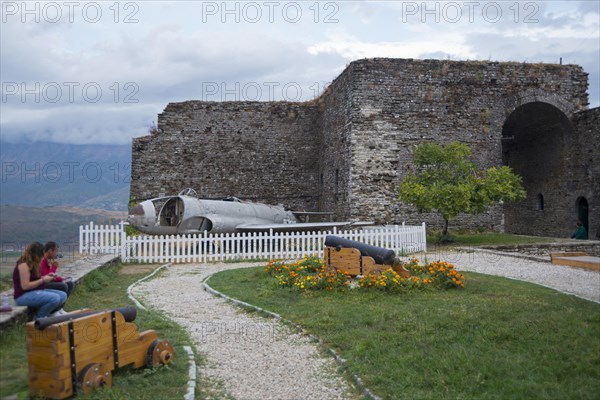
[13, 242, 67, 319]
[41, 241, 74, 296]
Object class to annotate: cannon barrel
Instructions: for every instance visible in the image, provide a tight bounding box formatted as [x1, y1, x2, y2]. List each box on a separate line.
[324, 235, 396, 265]
[35, 306, 137, 330]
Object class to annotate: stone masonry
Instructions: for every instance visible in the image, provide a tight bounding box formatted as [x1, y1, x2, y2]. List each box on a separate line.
[132, 102, 320, 211]
[130, 58, 599, 238]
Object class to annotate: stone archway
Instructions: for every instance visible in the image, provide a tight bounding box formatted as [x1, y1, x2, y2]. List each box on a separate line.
[577, 197, 589, 234]
[501, 101, 575, 236]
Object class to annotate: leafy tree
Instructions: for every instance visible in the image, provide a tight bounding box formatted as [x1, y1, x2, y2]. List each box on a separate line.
[399, 141, 526, 237]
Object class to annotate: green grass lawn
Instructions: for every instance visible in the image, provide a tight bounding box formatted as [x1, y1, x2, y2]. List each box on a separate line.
[208, 266, 600, 400]
[0, 263, 195, 400]
[0, 252, 20, 291]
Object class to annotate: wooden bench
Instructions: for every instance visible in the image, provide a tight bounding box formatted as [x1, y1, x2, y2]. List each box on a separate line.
[550, 252, 600, 271]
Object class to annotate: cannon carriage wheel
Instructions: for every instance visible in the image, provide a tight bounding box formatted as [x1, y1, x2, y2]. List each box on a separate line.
[146, 339, 175, 368]
[76, 363, 112, 394]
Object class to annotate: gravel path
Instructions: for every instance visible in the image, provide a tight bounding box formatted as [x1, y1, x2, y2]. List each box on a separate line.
[425, 249, 600, 303]
[132, 251, 599, 399]
[131, 262, 355, 400]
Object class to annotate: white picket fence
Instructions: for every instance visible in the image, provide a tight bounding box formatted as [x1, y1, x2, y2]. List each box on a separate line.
[79, 222, 427, 263]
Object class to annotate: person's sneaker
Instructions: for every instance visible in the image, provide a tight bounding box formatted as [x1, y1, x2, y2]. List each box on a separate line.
[48, 309, 66, 317]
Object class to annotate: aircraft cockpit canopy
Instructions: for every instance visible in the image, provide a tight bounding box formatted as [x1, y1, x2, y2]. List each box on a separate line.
[159, 197, 184, 226]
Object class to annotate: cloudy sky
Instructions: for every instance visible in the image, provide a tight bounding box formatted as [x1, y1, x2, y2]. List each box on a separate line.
[1, 0, 598, 145]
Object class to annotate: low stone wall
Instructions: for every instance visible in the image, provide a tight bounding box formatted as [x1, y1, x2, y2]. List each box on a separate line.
[480, 241, 600, 257]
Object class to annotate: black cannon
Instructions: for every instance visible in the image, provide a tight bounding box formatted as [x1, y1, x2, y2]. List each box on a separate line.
[323, 235, 409, 276]
[26, 306, 174, 399]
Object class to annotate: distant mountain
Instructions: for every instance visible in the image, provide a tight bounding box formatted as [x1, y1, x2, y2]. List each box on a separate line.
[0, 141, 131, 211]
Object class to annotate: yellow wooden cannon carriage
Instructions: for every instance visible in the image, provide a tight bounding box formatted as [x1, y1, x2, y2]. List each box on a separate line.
[26, 306, 174, 399]
[323, 235, 410, 277]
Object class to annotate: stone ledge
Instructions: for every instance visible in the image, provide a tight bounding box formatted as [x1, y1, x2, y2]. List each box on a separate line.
[480, 240, 600, 257]
[550, 252, 600, 271]
[0, 254, 120, 332]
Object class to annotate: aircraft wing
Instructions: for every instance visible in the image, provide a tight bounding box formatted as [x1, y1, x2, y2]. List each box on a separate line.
[235, 221, 375, 232]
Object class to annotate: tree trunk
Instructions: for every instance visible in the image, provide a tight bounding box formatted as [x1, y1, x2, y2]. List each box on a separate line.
[442, 218, 449, 237]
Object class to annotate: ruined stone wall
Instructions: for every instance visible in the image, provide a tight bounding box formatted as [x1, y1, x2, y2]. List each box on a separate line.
[315, 64, 355, 220]
[503, 106, 598, 238]
[343, 58, 589, 232]
[130, 58, 594, 237]
[501, 102, 572, 237]
[568, 108, 599, 238]
[130, 101, 320, 211]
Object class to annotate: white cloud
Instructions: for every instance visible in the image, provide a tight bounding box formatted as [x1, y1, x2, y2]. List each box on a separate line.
[307, 34, 475, 60]
[1, 1, 598, 145]
[1, 104, 159, 145]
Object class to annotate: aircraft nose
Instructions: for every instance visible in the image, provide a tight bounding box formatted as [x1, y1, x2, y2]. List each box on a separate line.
[127, 200, 156, 228]
[129, 204, 145, 216]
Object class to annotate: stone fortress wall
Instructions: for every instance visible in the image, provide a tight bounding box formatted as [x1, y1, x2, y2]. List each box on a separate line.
[132, 102, 321, 211]
[130, 58, 599, 238]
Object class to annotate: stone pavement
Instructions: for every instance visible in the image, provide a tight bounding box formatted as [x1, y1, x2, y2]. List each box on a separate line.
[0, 254, 119, 331]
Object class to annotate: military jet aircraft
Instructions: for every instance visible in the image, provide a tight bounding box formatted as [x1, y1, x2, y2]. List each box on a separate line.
[128, 189, 374, 235]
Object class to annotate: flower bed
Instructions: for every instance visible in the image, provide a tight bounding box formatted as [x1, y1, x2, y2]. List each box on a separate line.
[266, 255, 351, 291]
[265, 255, 465, 292]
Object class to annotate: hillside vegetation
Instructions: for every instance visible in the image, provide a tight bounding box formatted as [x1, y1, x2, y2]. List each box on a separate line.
[0, 205, 126, 248]
[1, 141, 130, 210]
